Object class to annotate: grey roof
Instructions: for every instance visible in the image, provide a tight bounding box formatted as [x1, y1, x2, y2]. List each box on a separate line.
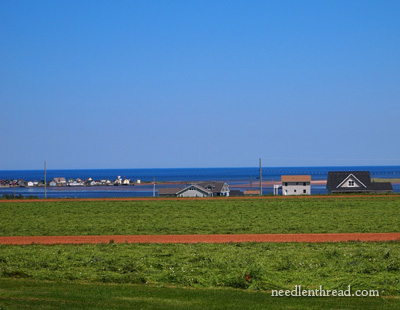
[176, 184, 212, 195]
[369, 182, 394, 191]
[158, 188, 183, 195]
[197, 182, 228, 194]
[230, 190, 244, 197]
[326, 171, 393, 193]
[158, 182, 229, 196]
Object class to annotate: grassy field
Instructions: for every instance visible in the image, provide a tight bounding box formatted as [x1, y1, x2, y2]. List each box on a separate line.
[1, 242, 399, 295]
[1, 197, 399, 236]
[1, 278, 399, 310]
[1, 197, 400, 309]
[373, 178, 400, 183]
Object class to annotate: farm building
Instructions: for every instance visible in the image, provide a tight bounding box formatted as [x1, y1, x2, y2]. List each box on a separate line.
[326, 171, 392, 193]
[158, 182, 230, 197]
[280, 175, 311, 195]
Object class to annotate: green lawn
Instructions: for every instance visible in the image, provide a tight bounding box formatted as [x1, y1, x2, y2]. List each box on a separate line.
[1, 197, 399, 236]
[0, 278, 399, 310]
[1, 197, 400, 309]
[373, 178, 400, 183]
[1, 242, 399, 295]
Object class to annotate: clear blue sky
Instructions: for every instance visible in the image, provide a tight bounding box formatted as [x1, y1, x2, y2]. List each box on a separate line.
[1, 0, 399, 170]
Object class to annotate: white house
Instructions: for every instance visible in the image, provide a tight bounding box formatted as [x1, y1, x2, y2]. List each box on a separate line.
[281, 175, 311, 195]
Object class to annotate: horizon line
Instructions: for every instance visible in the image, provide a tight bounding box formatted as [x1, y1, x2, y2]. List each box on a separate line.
[0, 164, 399, 172]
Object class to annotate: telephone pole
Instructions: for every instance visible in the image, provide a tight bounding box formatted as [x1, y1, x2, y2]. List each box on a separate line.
[259, 158, 262, 196]
[44, 161, 47, 199]
[153, 177, 156, 197]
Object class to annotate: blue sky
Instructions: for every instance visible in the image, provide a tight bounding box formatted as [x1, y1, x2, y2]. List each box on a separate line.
[1, 0, 399, 170]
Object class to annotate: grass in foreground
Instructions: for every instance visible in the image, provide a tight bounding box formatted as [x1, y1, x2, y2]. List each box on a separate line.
[373, 178, 400, 183]
[1, 242, 399, 295]
[1, 197, 400, 236]
[0, 278, 399, 310]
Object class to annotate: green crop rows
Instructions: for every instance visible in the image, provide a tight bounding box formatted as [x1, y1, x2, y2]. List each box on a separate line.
[1, 242, 400, 295]
[1, 197, 400, 309]
[0, 197, 399, 236]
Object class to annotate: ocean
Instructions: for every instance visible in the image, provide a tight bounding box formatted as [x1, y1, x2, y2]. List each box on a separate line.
[0, 166, 399, 198]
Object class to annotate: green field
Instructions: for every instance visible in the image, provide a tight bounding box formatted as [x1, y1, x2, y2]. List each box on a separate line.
[1, 242, 400, 295]
[1, 278, 399, 310]
[1, 197, 399, 236]
[373, 178, 400, 183]
[1, 197, 400, 309]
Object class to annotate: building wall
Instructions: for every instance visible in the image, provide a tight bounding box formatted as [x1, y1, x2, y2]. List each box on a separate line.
[339, 177, 361, 188]
[221, 184, 230, 196]
[178, 188, 210, 197]
[282, 182, 311, 195]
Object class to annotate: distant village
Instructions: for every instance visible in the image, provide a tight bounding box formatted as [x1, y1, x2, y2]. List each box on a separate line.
[0, 171, 394, 197]
[0, 176, 141, 188]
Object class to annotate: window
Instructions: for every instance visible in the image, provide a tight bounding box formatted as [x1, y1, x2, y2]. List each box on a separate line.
[294, 189, 297, 193]
[303, 189, 306, 194]
[348, 180, 354, 187]
[285, 182, 288, 186]
[303, 182, 306, 186]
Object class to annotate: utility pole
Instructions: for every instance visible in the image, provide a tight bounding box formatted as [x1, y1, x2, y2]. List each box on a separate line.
[153, 177, 156, 197]
[44, 161, 47, 199]
[259, 158, 262, 196]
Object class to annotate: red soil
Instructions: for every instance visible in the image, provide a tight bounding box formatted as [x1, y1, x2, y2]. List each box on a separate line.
[1, 233, 399, 245]
[0, 194, 398, 203]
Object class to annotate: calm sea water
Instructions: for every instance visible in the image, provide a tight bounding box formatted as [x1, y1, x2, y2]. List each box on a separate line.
[0, 166, 399, 198]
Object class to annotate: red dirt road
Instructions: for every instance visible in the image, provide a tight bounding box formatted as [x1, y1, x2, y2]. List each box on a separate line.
[0, 194, 399, 203]
[1, 233, 400, 245]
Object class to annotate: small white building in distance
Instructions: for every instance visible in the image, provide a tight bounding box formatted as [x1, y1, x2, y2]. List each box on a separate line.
[281, 175, 311, 195]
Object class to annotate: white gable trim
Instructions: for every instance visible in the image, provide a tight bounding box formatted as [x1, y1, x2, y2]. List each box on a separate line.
[336, 174, 367, 189]
[176, 184, 211, 196]
[221, 183, 229, 192]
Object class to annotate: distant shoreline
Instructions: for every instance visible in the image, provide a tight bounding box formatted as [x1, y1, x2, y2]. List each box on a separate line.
[2, 179, 400, 190]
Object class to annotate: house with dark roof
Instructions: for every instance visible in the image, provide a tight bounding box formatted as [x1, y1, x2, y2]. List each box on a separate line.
[158, 187, 184, 197]
[158, 182, 230, 197]
[176, 184, 213, 197]
[326, 171, 393, 194]
[197, 182, 230, 196]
